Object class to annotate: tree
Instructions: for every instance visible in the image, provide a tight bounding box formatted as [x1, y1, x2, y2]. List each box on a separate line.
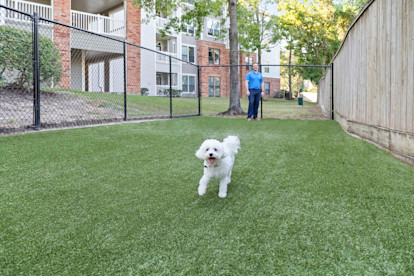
[277, 0, 362, 84]
[225, 0, 243, 115]
[238, 0, 281, 66]
[0, 26, 62, 90]
[133, 0, 244, 115]
[280, 49, 303, 96]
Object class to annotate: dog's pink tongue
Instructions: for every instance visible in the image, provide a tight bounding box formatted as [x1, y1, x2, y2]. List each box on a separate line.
[209, 158, 215, 164]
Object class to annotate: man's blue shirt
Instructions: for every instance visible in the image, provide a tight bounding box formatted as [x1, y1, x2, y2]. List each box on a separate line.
[245, 70, 263, 89]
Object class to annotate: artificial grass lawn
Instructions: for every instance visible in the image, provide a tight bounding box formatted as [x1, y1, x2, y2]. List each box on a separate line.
[1, 117, 413, 274]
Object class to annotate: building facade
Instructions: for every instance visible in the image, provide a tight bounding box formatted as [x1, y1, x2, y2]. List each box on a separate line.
[1, 0, 280, 98]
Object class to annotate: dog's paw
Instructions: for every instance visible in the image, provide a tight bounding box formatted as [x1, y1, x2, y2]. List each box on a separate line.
[198, 187, 206, 196]
[218, 192, 227, 198]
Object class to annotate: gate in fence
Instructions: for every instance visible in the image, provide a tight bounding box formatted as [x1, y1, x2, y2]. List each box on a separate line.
[0, 5, 333, 134]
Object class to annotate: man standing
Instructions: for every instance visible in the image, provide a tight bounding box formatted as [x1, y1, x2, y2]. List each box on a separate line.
[245, 63, 264, 121]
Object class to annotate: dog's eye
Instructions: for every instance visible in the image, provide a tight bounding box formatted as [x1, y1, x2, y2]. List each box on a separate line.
[206, 148, 209, 151]
[214, 148, 217, 151]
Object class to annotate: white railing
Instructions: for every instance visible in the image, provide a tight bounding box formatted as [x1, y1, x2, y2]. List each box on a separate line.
[156, 17, 168, 29]
[71, 10, 125, 37]
[156, 52, 179, 64]
[4, 0, 52, 20]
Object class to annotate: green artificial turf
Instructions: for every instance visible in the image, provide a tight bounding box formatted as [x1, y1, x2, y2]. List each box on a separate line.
[1, 117, 413, 274]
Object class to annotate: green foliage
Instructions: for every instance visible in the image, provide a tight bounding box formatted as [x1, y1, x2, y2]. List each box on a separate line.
[0, 74, 5, 87]
[0, 26, 62, 89]
[141, 87, 149, 96]
[133, 0, 226, 39]
[163, 88, 182, 97]
[280, 49, 302, 91]
[277, 0, 362, 84]
[237, 0, 281, 62]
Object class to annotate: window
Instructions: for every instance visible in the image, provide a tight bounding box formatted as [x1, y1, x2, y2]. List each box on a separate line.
[184, 0, 195, 5]
[206, 19, 220, 36]
[265, 82, 270, 95]
[182, 45, 195, 63]
[156, 10, 167, 18]
[264, 60, 270, 73]
[245, 56, 253, 70]
[183, 24, 195, 34]
[208, 48, 220, 64]
[208, 76, 220, 97]
[182, 75, 196, 92]
[156, 72, 177, 86]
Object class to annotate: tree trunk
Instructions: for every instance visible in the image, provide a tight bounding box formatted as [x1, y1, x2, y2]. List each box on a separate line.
[220, 0, 245, 116]
[258, 48, 262, 71]
[256, 7, 262, 70]
[288, 47, 292, 100]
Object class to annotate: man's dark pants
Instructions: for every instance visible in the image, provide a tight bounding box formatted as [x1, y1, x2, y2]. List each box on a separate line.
[248, 89, 261, 119]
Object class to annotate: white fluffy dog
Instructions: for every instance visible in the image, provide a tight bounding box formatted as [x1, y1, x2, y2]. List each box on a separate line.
[195, 136, 240, 198]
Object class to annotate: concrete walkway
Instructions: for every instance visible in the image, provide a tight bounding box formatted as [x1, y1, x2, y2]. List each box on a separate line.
[302, 92, 317, 102]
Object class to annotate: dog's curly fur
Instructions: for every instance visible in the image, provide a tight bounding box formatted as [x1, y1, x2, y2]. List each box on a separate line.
[195, 136, 240, 198]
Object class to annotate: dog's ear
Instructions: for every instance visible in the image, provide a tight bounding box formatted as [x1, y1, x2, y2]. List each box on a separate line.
[195, 145, 204, 159]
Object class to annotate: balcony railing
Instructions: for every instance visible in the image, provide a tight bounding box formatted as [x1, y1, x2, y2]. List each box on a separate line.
[71, 10, 125, 37]
[156, 17, 168, 29]
[3, 0, 52, 21]
[156, 15, 178, 36]
[156, 52, 179, 64]
[1, 0, 126, 37]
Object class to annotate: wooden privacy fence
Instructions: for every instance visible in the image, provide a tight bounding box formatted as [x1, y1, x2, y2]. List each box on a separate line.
[318, 0, 414, 165]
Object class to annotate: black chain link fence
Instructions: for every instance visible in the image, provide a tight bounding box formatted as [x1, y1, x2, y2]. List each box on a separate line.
[1, 5, 333, 135]
[0, 5, 200, 134]
[1, 7, 34, 132]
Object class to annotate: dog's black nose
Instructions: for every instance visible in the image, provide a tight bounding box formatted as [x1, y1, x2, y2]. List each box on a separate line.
[209, 153, 213, 157]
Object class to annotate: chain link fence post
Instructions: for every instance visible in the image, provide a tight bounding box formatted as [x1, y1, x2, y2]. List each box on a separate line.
[32, 12, 40, 130]
[331, 62, 334, 120]
[198, 65, 201, 116]
[123, 41, 127, 121]
[169, 55, 172, 118]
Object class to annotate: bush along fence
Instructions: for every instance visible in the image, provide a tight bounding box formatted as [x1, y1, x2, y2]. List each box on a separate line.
[0, 6, 201, 134]
[0, 5, 333, 134]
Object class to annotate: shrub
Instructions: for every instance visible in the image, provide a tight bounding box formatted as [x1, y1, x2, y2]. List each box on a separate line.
[0, 26, 62, 90]
[162, 88, 182, 97]
[141, 87, 149, 96]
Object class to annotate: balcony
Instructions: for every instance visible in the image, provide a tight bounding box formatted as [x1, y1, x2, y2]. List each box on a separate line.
[71, 10, 125, 38]
[156, 17, 167, 29]
[2, 0, 125, 38]
[156, 52, 179, 64]
[3, 0, 52, 21]
[156, 15, 178, 37]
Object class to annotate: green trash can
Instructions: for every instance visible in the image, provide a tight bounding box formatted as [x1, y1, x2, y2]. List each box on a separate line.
[298, 97, 303, 106]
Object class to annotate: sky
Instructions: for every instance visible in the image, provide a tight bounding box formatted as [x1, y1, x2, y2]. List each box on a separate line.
[259, 1, 281, 16]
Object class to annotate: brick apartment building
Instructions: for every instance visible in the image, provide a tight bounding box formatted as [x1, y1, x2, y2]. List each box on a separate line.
[1, 0, 280, 98]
